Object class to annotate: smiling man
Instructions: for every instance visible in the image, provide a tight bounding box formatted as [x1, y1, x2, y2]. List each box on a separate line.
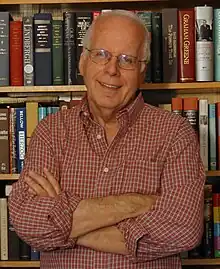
[9, 10, 205, 269]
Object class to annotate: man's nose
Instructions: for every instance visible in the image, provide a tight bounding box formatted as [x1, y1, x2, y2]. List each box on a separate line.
[103, 56, 120, 76]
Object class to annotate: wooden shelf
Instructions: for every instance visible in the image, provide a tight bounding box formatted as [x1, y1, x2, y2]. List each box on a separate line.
[0, 85, 86, 93]
[140, 81, 220, 91]
[1, 82, 220, 93]
[206, 171, 220, 177]
[182, 258, 220, 266]
[0, 0, 167, 4]
[0, 174, 19, 180]
[0, 259, 220, 267]
[0, 261, 40, 267]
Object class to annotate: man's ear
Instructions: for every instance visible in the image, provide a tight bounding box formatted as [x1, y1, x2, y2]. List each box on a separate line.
[140, 63, 147, 83]
[79, 49, 86, 76]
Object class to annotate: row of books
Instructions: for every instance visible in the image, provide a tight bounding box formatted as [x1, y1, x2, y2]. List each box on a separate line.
[0, 184, 218, 260]
[0, 185, 40, 261]
[140, 6, 220, 83]
[1, 5, 219, 87]
[0, 98, 81, 174]
[182, 185, 220, 259]
[160, 97, 219, 172]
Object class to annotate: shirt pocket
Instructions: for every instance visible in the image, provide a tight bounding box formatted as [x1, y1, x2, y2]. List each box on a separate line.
[110, 159, 163, 195]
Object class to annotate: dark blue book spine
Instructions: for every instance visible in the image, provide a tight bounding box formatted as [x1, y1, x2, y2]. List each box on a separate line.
[15, 107, 26, 173]
[34, 13, 52, 86]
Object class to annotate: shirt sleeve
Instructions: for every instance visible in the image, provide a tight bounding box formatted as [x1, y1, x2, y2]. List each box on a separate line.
[8, 115, 82, 252]
[117, 119, 205, 262]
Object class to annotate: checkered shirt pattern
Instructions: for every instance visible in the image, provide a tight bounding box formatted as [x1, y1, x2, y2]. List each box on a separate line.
[9, 93, 205, 269]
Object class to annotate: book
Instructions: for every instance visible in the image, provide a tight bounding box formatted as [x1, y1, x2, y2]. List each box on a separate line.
[195, 6, 213, 81]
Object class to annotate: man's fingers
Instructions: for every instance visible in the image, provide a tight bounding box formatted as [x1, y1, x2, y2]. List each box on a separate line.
[24, 176, 48, 196]
[27, 171, 57, 198]
[43, 168, 61, 195]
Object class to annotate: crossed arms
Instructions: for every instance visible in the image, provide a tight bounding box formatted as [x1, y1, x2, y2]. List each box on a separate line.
[24, 169, 156, 255]
[8, 115, 205, 261]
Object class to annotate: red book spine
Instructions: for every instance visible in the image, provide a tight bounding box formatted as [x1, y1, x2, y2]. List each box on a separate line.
[178, 9, 195, 82]
[10, 21, 23, 86]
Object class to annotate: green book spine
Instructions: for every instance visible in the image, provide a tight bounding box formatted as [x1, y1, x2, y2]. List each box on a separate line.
[136, 11, 152, 82]
[52, 20, 64, 85]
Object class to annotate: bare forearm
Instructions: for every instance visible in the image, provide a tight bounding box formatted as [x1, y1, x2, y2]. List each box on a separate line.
[70, 193, 156, 238]
[77, 226, 128, 255]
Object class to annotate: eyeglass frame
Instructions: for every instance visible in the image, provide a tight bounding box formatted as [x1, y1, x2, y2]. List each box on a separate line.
[85, 48, 147, 70]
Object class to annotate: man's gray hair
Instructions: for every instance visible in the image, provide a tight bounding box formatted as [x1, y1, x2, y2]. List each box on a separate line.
[82, 10, 151, 64]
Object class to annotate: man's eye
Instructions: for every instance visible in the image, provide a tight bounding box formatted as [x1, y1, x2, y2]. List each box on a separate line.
[121, 55, 133, 64]
[94, 50, 107, 58]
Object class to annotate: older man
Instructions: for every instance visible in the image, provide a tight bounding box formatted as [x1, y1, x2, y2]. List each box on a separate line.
[9, 10, 205, 269]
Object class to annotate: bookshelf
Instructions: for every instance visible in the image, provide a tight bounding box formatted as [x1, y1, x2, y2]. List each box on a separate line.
[0, 0, 168, 4]
[1, 259, 220, 267]
[0, 261, 40, 268]
[1, 82, 220, 93]
[0, 0, 219, 268]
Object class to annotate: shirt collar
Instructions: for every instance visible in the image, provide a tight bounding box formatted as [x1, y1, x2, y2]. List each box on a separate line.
[77, 91, 145, 127]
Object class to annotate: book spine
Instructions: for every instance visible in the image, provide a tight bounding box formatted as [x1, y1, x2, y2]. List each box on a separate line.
[16, 107, 26, 173]
[0, 108, 9, 174]
[217, 103, 220, 170]
[213, 193, 220, 257]
[0, 198, 8, 260]
[136, 11, 152, 82]
[208, 103, 217, 170]
[203, 185, 213, 258]
[151, 12, 163, 82]
[171, 97, 183, 116]
[195, 6, 213, 81]
[9, 107, 17, 173]
[199, 99, 209, 171]
[31, 248, 40, 260]
[183, 97, 199, 133]
[19, 239, 31, 260]
[10, 21, 24, 86]
[63, 12, 76, 85]
[38, 106, 47, 122]
[5, 185, 20, 260]
[34, 13, 52, 86]
[178, 9, 195, 82]
[76, 12, 93, 85]
[52, 20, 64, 85]
[0, 12, 9, 86]
[26, 102, 38, 146]
[162, 8, 178, 82]
[214, 9, 220, 81]
[23, 16, 34, 86]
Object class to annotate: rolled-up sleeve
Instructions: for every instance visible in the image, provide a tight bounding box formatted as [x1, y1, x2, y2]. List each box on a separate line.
[8, 115, 82, 251]
[118, 120, 205, 262]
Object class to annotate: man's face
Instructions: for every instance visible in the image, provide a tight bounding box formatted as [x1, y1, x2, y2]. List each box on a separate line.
[79, 16, 146, 113]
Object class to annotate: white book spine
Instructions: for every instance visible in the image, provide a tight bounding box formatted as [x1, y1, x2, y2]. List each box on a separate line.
[195, 6, 213, 81]
[199, 99, 209, 171]
[0, 198, 8, 260]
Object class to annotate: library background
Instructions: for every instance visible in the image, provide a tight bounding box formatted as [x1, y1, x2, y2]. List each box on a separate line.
[0, 0, 220, 268]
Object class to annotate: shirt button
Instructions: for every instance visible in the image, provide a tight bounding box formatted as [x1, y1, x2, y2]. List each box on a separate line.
[97, 134, 101, 139]
[103, 167, 109, 173]
[83, 112, 88, 116]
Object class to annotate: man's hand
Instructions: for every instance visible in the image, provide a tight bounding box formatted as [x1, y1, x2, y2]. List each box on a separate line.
[77, 226, 129, 255]
[71, 193, 157, 237]
[24, 168, 61, 198]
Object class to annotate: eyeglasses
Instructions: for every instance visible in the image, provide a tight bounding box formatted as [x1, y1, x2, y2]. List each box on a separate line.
[85, 48, 146, 70]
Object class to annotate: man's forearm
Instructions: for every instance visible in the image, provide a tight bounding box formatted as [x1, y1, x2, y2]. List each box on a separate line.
[77, 226, 128, 255]
[70, 193, 156, 238]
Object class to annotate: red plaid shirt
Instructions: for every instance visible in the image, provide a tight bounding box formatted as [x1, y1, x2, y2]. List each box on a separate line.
[9, 93, 205, 269]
